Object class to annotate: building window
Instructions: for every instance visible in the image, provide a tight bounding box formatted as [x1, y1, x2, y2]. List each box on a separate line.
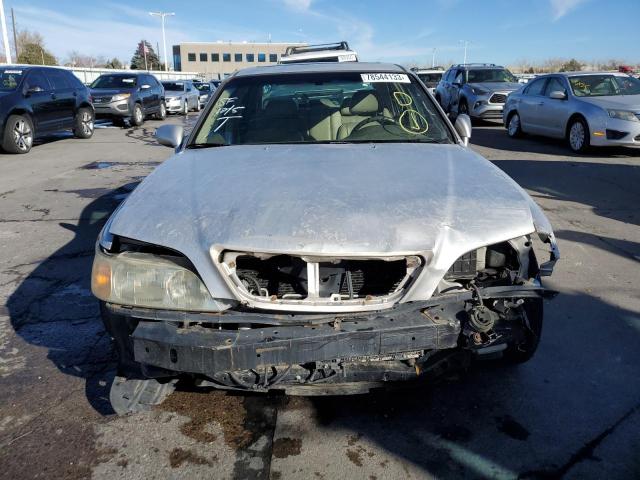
[246, 53, 255, 62]
[258, 53, 266, 62]
[269, 53, 278, 62]
[187, 53, 196, 61]
[211, 53, 219, 62]
[223, 53, 231, 62]
[199, 53, 207, 62]
[234, 53, 242, 62]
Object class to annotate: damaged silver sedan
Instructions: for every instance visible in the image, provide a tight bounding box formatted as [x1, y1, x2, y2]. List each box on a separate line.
[91, 62, 559, 411]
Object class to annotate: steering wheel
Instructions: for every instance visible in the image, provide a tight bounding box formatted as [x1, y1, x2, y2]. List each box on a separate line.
[351, 115, 397, 133]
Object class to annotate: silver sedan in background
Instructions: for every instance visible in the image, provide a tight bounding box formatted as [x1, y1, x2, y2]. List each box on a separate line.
[161, 80, 200, 115]
[503, 72, 640, 152]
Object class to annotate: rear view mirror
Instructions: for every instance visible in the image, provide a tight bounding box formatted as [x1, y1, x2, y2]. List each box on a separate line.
[454, 114, 472, 146]
[549, 90, 567, 100]
[156, 124, 184, 148]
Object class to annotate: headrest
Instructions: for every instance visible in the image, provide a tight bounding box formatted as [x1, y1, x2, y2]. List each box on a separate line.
[340, 98, 352, 116]
[264, 98, 298, 116]
[350, 91, 379, 115]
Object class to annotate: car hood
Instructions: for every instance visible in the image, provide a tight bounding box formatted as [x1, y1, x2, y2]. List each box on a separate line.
[579, 94, 640, 111]
[468, 82, 521, 93]
[109, 143, 551, 304]
[90, 88, 135, 96]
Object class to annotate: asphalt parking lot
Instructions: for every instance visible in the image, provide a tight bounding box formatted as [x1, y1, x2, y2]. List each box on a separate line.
[0, 115, 639, 480]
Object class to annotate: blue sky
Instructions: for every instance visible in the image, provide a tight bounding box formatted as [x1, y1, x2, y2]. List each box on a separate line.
[6, 0, 639, 67]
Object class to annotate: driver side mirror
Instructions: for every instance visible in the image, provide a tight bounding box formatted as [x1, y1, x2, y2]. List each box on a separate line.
[549, 90, 567, 100]
[24, 85, 43, 96]
[454, 114, 472, 146]
[156, 124, 184, 148]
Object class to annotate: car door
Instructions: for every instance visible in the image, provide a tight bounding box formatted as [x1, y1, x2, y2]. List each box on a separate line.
[145, 75, 160, 112]
[539, 76, 570, 137]
[517, 77, 548, 134]
[451, 70, 464, 113]
[23, 69, 56, 133]
[44, 69, 76, 129]
[186, 81, 198, 109]
[138, 75, 154, 114]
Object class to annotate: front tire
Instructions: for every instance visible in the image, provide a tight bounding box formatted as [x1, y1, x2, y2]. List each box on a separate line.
[154, 102, 166, 120]
[73, 107, 94, 139]
[457, 99, 469, 117]
[507, 112, 523, 138]
[182, 101, 188, 116]
[131, 103, 144, 126]
[2, 114, 34, 154]
[568, 117, 590, 153]
[503, 299, 543, 364]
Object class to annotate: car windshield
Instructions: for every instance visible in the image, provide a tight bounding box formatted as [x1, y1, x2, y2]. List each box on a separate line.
[91, 75, 137, 88]
[417, 73, 443, 86]
[0, 68, 24, 91]
[467, 68, 517, 83]
[569, 75, 640, 97]
[191, 72, 454, 147]
[162, 81, 185, 91]
[195, 83, 211, 92]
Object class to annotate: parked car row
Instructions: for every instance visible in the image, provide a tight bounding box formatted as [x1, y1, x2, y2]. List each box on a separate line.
[431, 62, 640, 152]
[0, 66, 220, 154]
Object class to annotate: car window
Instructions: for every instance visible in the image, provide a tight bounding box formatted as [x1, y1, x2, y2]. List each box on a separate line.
[524, 78, 547, 96]
[46, 70, 71, 90]
[162, 81, 186, 91]
[91, 75, 138, 88]
[25, 70, 50, 91]
[544, 77, 566, 97]
[192, 71, 454, 147]
[568, 75, 640, 97]
[66, 71, 86, 89]
[454, 71, 464, 84]
[467, 68, 517, 83]
[0, 68, 25, 91]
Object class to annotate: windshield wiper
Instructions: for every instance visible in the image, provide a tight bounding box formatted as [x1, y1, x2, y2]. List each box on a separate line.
[186, 142, 228, 149]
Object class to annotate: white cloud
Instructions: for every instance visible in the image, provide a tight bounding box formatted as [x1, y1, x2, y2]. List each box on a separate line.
[550, 0, 588, 20]
[282, 0, 313, 12]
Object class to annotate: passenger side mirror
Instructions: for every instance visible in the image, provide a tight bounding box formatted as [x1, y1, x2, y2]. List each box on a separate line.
[454, 114, 472, 146]
[140, 84, 151, 90]
[156, 124, 184, 148]
[549, 90, 567, 100]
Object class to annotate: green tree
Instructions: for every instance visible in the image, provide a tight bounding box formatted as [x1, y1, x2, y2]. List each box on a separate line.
[560, 58, 583, 72]
[14, 29, 57, 65]
[130, 40, 162, 70]
[104, 58, 124, 69]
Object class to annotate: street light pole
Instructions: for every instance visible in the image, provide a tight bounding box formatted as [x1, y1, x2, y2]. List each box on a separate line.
[459, 40, 470, 64]
[149, 11, 174, 71]
[431, 48, 436, 68]
[0, 0, 12, 64]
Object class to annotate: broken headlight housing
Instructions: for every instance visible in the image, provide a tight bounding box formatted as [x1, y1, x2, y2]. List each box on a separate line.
[91, 249, 219, 311]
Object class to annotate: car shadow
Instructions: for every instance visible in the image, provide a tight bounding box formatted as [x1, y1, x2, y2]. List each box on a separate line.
[472, 125, 640, 158]
[6, 182, 139, 415]
[492, 159, 640, 228]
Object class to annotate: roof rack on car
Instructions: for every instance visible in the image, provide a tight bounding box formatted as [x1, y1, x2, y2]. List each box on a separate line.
[285, 42, 351, 56]
[452, 63, 500, 68]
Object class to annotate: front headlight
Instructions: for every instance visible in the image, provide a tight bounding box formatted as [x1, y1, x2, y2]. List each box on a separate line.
[91, 250, 219, 311]
[607, 109, 639, 122]
[112, 93, 131, 102]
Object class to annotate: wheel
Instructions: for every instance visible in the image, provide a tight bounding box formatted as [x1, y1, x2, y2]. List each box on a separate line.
[154, 102, 166, 120]
[182, 101, 188, 116]
[73, 107, 94, 139]
[131, 103, 144, 126]
[568, 117, 590, 153]
[507, 112, 523, 138]
[503, 298, 543, 364]
[458, 99, 469, 117]
[196, 100, 201, 112]
[2, 114, 34, 154]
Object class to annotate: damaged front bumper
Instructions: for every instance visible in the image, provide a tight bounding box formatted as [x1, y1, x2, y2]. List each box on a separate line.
[103, 284, 555, 395]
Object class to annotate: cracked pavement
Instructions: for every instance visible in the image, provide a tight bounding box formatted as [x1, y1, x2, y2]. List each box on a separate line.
[0, 117, 639, 479]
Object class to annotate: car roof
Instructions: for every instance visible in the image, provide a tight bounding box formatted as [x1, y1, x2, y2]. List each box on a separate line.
[234, 62, 405, 77]
[558, 71, 630, 77]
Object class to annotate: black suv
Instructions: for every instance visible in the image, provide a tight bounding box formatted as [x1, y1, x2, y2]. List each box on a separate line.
[0, 66, 94, 154]
[90, 73, 166, 127]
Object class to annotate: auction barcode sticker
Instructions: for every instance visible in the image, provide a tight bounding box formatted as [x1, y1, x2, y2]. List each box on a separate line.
[361, 73, 410, 83]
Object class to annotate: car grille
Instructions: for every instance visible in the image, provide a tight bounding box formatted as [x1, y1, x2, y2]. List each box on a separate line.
[220, 251, 422, 310]
[635, 134, 640, 141]
[489, 93, 507, 104]
[93, 96, 112, 104]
